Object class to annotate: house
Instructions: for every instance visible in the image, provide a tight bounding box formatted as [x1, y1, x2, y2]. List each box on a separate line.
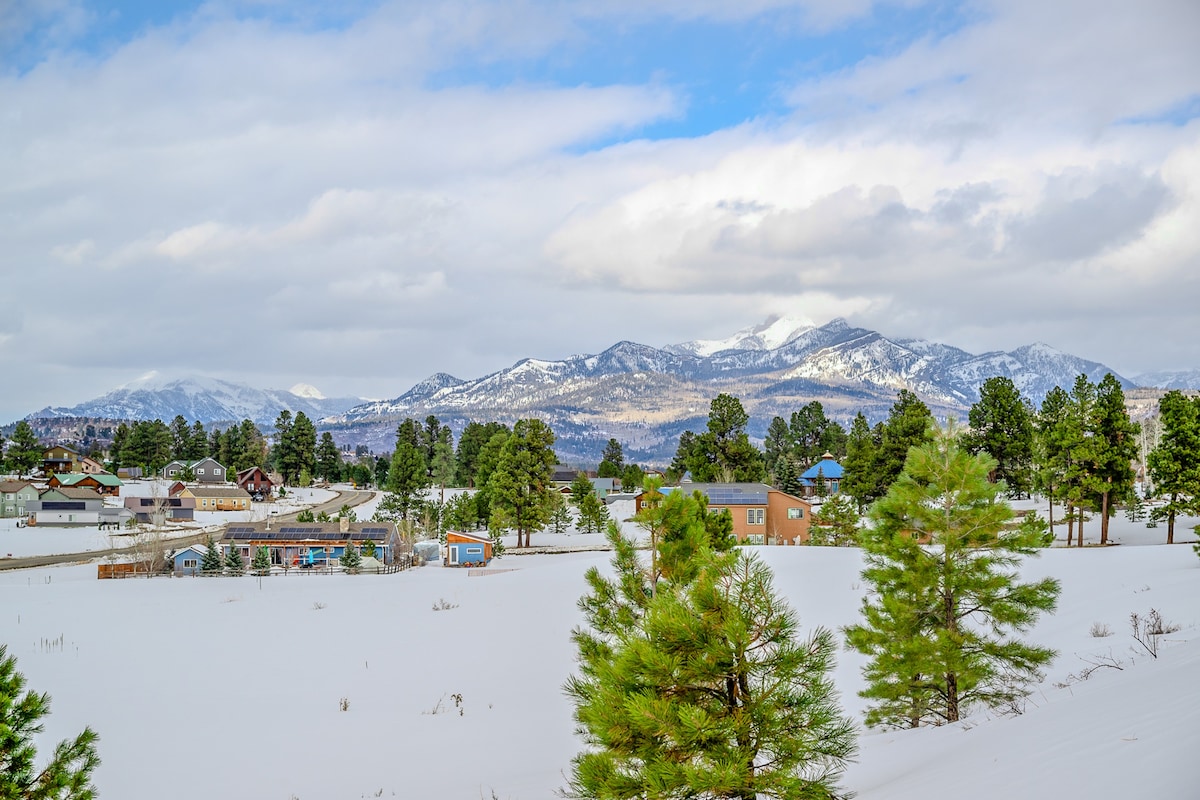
[98, 507, 134, 530]
[42, 444, 82, 475]
[235, 466, 274, 500]
[48, 472, 123, 497]
[171, 485, 253, 512]
[444, 531, 494, 566]
[123, 495, 196, 523]
[551, 465, 587, 486]
[79, 456, 107, 475]
[163, 457, 228, 484]
[27, 487, 105, 526]
[171, 545, 208, 576]
[221, 518, 404, 567]
[116, 466, 143, 480]
[0, 480, 38, 518]
[799, 453, 845, 498]
[635, 482, 813, 546]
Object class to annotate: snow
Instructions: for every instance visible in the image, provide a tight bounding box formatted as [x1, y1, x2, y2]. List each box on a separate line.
[1, 502, 1196, 799]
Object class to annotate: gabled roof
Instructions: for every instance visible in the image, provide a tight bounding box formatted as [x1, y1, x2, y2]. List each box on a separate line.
[43, 444, 80, 456]
[446, 530, 492, 545]
[182, 486, 252, 499]
[236, 466, 270, 479]
[42, 486, 103, 501]
[0, 480, 35, 493]
[54, 472, 123, 487]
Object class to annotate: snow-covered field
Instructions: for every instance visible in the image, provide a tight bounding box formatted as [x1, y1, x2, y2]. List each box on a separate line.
[1, 504, 1196, 799]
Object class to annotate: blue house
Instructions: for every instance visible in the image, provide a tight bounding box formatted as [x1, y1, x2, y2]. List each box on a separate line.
[172, 545, 208, 576]
[799, 453, 844, 498]
[445, 531, 493, 567]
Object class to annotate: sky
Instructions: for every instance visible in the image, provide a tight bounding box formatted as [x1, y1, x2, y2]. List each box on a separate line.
[2, 0, 1199, 421]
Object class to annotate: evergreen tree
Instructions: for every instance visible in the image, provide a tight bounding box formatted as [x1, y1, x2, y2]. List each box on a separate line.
[810, 494, 859, 547]
[108, 423, 130, 470]
[316, 432, 342, 482]
[1034, 385, 1071, 539]
[1092, 374, 1139, 545]
[385, 418, 430, 520]
[7, 421, 42, 478]
[169, 415, 191, 460]
[681, 393, 765, 482]
[430, 435, 456, 504]
[362, 538, 377, 559]
[577, 490, 609, 535]
[224, 544, 245, 575]
[620, 463, 645, 493]
[871, 389, 935, 499]
[597, 438, 624, 479]
[200, 536, 223, 574]
[488, 418, 557, 548]
[1147, 390, 1200, 544]
[251, 546, 271, 575]
[272, 411, 295, 483]
[340, 540, 362, 571]
[569, 472, 595, 514]
[789, 400, 832, 466]
[774, 455, 802, 497]
[548, 491, 572, 533]
[290, 412, 317, 484]
[966, 376, 1035, 498]
[845, 424, 1060, 728]
[186, 420, 209, 460]
[763, 416, 793, 476]
[472, 431, 510, 525]
[0, 645, 100, 800]
[566, 493, 855, 799]
[841, 413, 877, 512]
[455, 421, 507, 487]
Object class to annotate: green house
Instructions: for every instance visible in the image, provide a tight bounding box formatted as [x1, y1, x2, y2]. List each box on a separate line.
[0, 481, 38, 518]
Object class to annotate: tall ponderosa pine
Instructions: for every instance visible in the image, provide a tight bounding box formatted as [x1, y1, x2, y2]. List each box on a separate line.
[597, 438, 624, 479]
[678, 394, 765, 483]
[316, 432, 342, 482]
[487, 418, 557, 549]
[841, 413, 877, 512]
[845, 424, 1060, 728]
[6, 421, 42, 478]
[871, 390, 935, 500]
[385, 418, 430, 521]
[1091, 374, 1139, 545]
[1034, 386, 1071, 539]
[0, 645, 100, 800]
[966, 376, 1035, 498]
[566, 489, 855, 799]
[1147, 390, 1200, 544]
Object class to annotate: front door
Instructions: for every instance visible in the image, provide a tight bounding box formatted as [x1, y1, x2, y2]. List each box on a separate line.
[448, 546, 458, 565]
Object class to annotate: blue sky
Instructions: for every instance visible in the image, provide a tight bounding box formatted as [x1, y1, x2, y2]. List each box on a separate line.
[1, 0, 1198, 419]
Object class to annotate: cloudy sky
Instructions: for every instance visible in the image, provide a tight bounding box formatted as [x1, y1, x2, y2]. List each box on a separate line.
[2, 0, 1198, 421]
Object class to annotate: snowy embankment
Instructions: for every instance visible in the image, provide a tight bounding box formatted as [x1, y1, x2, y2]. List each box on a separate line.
[1, 532, 1195, 799]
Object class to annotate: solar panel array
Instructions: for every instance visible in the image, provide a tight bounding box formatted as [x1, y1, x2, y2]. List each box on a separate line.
[704, 490, 767, 505]
[224, 524, 392, 541]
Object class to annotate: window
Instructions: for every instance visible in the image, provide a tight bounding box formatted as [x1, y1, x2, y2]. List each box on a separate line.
[710, 507, 723, 515]
[466, 547, 483, 554]
[197, 469, 205, 475]
[746, 534, 765, 545]
[183, 559, 197, 568]
[214, 468, 222, 475]
[787, 507, 804, 519]
[747, 508, 764, 525]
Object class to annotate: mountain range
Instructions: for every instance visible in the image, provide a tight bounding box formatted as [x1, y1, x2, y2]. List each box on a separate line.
[23, 318, 1198, 465]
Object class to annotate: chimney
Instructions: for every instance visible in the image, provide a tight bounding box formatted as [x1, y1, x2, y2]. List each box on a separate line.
[339, 516, 350, 534]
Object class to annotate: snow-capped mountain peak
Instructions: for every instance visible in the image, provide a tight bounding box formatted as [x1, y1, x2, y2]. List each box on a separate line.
[665, 314, 816, 357]
[289, 383, 326, 400]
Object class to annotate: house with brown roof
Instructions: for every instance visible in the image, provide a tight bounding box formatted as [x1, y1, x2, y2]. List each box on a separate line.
[635, 481, 813, 545]
[163, 457, 228, 484]
[42, 444, 82, 475]
[123, 495, 197, 523]
[221, 518, 405, 568]
[28, 486, 105, 526]
[0, 480, 38, 518]
[235, 466, 274, 500]
[171, 485, 253, 512]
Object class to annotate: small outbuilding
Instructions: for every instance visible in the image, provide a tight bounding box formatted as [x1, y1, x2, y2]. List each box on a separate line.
[444, 531, 493, 567]
[171, 545, 208, 576]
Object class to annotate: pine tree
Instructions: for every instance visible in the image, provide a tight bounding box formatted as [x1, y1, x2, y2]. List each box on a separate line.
[1092, 374, 1139, 545]
[487, 419, 557, 549]
[7, 421, 42, 479]
[548, 492, 572, 533]
[1147, 390, 1200, 544]
[845, 424, 1060, 728]
[224, 544, 245, 575]
[200, 536, 223, 575]
[316, 432, 342, 482]
[966, 376, 1035, 498]
[340, 540, 362, 571]
[385, 418, 431, 520]
[810, 494, 859, 547]
[0, 645, 100, 799]
[566, 494, 855, 799]
[841, 413, 876, 511]
[251, 546, 271, 575]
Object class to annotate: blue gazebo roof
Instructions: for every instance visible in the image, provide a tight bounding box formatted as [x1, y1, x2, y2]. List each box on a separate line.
[799, 454, 844, 481]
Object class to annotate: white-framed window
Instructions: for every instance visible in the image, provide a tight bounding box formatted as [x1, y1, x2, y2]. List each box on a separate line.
[747, 508, 764, 525]
[746, 533, 765, 545]
[183, 559, 197, 568]
[466, 547, 483, 554]
[214, 468, 222, 475]
[787, 507, 803, 519]
[198, 469, 205, 475]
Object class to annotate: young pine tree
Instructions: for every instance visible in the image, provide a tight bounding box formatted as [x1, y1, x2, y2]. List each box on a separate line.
[200, 536, 223, 574]
[224, 544, 245, 575]
[845, 424, 1060, 728]
[251, 546, 271, 576]
[1, 645, 101, 799]
[340, 540, 362, 571]
[565, 492, 856, 799]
